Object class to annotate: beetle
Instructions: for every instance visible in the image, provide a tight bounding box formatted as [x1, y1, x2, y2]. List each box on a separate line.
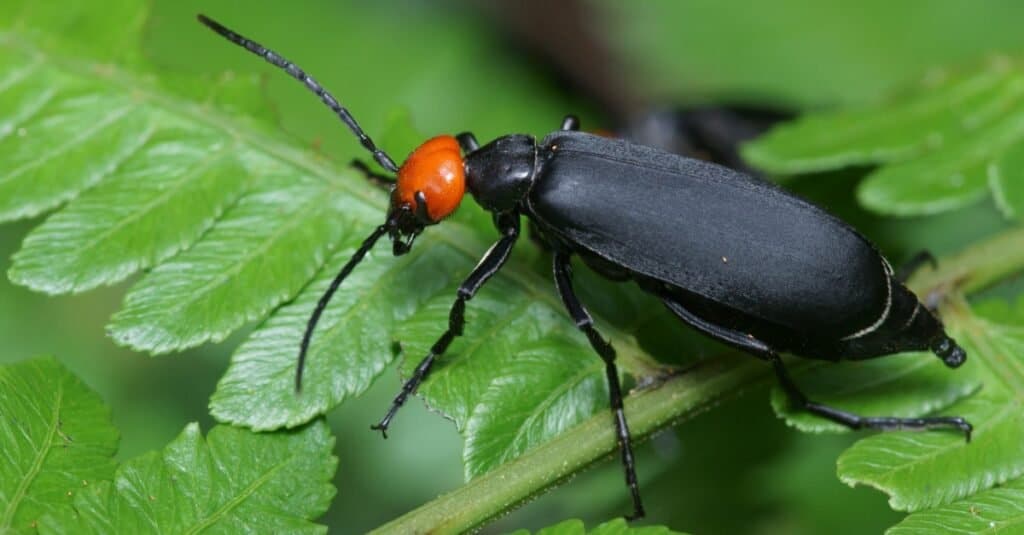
[198, 15, 972, 520]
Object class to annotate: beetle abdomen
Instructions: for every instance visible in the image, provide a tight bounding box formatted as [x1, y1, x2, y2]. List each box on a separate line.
[529, 131, 889, 340]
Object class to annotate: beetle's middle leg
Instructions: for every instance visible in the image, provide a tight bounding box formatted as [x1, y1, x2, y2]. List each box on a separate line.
[553, 251, 644, 521]
[661, 296, 973, 441]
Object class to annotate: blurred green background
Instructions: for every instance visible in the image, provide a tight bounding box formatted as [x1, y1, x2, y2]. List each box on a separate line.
[3, 1, 1023, 533]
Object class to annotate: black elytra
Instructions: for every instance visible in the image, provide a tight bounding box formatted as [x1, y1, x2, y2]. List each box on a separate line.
[198, 14, 972, 522]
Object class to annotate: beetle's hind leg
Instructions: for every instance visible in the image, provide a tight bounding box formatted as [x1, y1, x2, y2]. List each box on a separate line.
[553, 251, 644, 521]
[766, 354, 972, 441]
[661, 297, 973, 442]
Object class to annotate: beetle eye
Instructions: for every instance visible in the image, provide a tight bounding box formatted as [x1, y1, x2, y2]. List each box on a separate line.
[395, 135, 466, 222]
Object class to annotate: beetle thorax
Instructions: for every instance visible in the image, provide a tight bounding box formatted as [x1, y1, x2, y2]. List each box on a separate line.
[464, 135, 537, 213]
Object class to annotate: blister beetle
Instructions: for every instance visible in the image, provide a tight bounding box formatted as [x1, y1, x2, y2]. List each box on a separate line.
[199, 15, 972, 520]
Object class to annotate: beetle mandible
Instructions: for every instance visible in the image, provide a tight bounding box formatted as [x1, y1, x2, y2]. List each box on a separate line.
[198, 15, 972, 520]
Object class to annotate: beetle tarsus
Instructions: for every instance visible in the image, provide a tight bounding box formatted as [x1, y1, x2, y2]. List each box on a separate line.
[554, 251, 645, 521]
[370, 422, 389, 439]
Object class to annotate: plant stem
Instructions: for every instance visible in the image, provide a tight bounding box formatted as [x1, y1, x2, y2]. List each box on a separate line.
[370, 354, 767, 535]
[908, 226, 1024, 296]
[374, 226, 1024, 535]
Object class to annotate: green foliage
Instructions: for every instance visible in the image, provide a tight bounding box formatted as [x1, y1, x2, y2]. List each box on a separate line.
[747, 59, 1024, 528]
[39, 422, 336, 535]
[1, 0, 657, 494]
[0, 357, 337, 534]
[511, 518, 688, 535]
[836, 297, 1024, 513]
[9, 126, 250, 294]
[743, 58, 1024, 218]
[771, 357, 982, 434]
[888, 477, 1024, 534]
[4, 0, 1024, 533]
[0, 357, 118, 532]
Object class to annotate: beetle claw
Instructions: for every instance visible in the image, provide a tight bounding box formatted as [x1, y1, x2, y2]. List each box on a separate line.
[370, 423, 389, 440]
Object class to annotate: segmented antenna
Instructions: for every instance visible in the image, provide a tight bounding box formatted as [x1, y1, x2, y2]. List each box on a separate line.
[197, 14, 399, 173]
[295, 224, 390, 391]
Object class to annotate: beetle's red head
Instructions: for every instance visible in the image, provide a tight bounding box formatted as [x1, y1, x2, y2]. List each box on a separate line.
[392, 135, 466, 224]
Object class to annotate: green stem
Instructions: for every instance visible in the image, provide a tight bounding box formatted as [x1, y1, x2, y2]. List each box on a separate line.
[375, 225, 1024, 535]
[908, 226, 1024, 296]
[370, 354, 767, 535]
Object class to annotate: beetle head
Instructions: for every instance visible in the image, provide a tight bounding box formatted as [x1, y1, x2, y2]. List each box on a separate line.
[385, 135, 467, 254]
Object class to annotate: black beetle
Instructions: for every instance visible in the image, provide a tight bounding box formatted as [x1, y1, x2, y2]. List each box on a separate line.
[198, 15, 972, 520]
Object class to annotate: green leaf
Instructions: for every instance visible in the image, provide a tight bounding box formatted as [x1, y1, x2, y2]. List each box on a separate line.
[209, 240, 466, 430]
[0, 48, 154, 223]
[743, 57, 1024, 219]
[463, 337, 606, 478]
[8, 125, 250, 294]
[857, 106, 1024, 215]
[0, 357, 118, 533]
[392, 269, 643, 480]
[511, 518, 688, 535]
[836, 297, 1024, 512]
[742, 62, 1024, 173]
[771, 355, 982, 433]
[0, 0, 656, 495]
[105, 168, 355, 354]
[988, 139, 1024, 218]
[0, 0, 147, 64]
[38, 421, 337, 534]
[887, 476, 1024, 534]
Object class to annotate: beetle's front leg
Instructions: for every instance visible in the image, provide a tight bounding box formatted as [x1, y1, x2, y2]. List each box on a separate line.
[372, 214, 521, 436]
[349, 158, 396, 190]
[553, 251, 645, 521]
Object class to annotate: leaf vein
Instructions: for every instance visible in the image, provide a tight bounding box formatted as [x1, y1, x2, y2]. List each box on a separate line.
[0, 376, 62, 528]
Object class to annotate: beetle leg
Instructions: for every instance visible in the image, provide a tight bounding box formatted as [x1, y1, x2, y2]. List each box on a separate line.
[767, 354, 972, 441]
[371, 214, 521, 437]
[455, 132, 479, 152]
[561, 115, 580, 131]
[553, 251, 645, 521]
[895, 250, 938, 282]
[662, 297, 973, 441]
[349, 158, 396, 190]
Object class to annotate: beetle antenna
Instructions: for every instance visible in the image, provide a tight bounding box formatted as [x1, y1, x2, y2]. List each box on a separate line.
[197, 14, 399, 173]
[296, 223, 390, 392]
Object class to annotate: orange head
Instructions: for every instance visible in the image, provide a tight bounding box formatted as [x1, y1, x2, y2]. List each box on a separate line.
[393, 135, 466, 223]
